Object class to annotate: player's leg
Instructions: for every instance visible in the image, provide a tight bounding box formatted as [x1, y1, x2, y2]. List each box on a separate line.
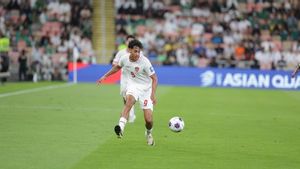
[122, 96, 136, 123]
[115, 94, 136, 137]
[128, 105, 136, 123]
[121, 86, 136, 123]
[143, 108, 154, 146]
[140, 90, 155, 145]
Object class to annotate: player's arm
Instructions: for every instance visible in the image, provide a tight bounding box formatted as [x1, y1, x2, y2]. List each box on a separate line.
[112, 59, 118, 66]
[97, 65, 121, 84]
[150, 73, 158, 105]
[291, 63, 300, 78]
[112, 51, 121, 66]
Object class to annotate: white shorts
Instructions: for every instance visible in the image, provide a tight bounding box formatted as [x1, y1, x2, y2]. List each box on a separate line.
[120, 75, 128, 98]
[126, 86, 153, 110]
[120, 84, 127, 98]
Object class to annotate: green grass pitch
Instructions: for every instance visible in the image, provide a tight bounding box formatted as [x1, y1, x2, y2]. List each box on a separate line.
[0, 82, 300, 169]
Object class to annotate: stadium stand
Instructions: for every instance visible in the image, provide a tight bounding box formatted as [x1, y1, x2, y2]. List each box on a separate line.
[114, 0, 300, 70]
[1, 0, 300, 82]
[0, 0, 94, 81]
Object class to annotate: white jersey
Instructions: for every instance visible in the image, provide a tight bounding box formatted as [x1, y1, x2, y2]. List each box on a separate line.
[118, 54, 155, 91]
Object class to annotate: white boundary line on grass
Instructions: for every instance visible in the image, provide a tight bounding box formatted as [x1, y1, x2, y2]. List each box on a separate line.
[0, 83, 74, 98]
[0, 105, 118, 112]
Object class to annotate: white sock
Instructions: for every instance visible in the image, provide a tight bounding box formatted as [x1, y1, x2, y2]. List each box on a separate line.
[129, 105, 135, 117]
[33, 73, 38, 83]
[146, 128, 153, 135]
[119, 117, 127, 131]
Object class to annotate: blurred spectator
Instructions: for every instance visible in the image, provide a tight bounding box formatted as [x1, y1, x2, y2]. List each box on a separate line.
[0, 0, 93, 81]
[234, 42, 245, 61]
[114, 0, 300, 70]
[176, 43, 189, 66]
[18, 50, 27, 81]
[276, 55, 287, 70]
[196, 54, 209, 68]
[0, 52, 9, 84]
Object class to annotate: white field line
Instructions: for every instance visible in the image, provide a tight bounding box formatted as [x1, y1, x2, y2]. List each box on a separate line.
[283, 90, 300, 101]
[0, 105, 118, 112]
[0, 83, 74, 98]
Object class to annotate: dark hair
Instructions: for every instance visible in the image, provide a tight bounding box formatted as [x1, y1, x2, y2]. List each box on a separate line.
[126, 35, 135, 40]
[128, 39, 143, 49]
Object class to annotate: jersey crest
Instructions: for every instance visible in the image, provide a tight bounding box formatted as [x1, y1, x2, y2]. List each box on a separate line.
[135, 67, 140, 72]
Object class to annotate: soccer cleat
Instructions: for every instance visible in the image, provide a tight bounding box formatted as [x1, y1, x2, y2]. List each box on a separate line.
[114, 125, 123, 138]
[145, 132, 155, 146]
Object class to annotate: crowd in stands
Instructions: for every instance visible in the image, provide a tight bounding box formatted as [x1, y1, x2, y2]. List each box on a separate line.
[115, 0, 300, 70]
[0, 0, 93, 82]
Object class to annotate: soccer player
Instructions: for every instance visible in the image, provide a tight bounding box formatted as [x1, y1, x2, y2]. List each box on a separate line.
[291, 63, 300, 78]
[97, 40, 158, 146]
[113, 35, 136, 123]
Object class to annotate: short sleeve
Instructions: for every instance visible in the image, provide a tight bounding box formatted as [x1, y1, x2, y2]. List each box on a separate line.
[113, 51, 122, 65]
[118, 55, 124, 67]
[144, 58, 155, 76]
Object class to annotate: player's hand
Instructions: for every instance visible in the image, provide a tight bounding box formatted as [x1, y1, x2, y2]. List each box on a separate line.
[151, 95, 156, 105]
[96, 76, 106, 85]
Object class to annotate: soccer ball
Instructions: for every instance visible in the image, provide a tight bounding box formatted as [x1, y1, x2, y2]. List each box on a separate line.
[168, 116, 184, 132]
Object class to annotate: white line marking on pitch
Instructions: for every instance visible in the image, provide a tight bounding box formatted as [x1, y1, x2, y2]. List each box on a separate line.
[0, 105, 118, 112]
[0, 83, 74, 98]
